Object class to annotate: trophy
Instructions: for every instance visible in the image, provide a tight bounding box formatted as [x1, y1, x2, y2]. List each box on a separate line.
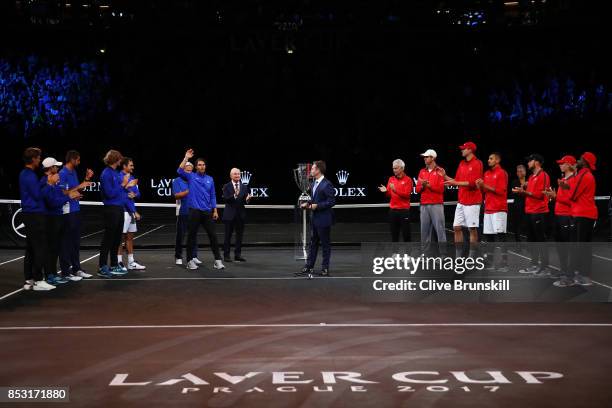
[293, 163, 313, 260]
[293, 163, 312, 205]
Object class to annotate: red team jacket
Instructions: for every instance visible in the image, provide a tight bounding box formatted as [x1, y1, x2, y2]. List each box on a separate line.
[568, 168, 597, 220]
[455, 156, 483, 205]
[386, 175, 413, 209]
[416, 167, 445, 204]
[554, 175, 574, 217]
[525, 168, 550, 214]
[483, 165, 508, 213]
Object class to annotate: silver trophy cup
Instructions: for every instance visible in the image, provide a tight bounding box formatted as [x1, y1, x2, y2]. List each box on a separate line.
[293, 163, 313, 260]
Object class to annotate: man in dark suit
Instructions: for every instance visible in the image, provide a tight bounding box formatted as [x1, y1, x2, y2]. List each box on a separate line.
[222, 168, 251, 262]
[297, 160, 336, 277]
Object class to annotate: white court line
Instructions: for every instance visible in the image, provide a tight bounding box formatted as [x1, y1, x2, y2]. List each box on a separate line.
[0, 225, 165, 302]
[0, 229, 105, 268]
[593, 254, 612, 262]
[80, 229, 105, 239]
[2, 322, 612, 331]
[508, 250, 612, 291]
[0, 256, 24, 266]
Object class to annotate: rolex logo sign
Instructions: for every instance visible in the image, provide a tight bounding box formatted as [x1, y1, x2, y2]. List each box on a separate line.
[336, 170, 349, 186]
[334, 169, 366, 198]
[240, 171, 252, 185]
[239, 170, 269, 198]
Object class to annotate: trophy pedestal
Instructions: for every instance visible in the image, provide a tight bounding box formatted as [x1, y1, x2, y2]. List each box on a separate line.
[293, 164, 313, 261]
[294, 193, 311, 260]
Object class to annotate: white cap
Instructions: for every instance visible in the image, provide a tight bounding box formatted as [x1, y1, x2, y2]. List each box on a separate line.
[185, 161, 194, 167]
[42, 157, 62, 168]
[420, 149, 437, 159]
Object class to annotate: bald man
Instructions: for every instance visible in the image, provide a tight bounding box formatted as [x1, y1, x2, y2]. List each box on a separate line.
[222, 168, 252, 262]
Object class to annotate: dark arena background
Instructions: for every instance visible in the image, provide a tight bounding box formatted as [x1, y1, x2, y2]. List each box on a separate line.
[1, 1, 612, 407]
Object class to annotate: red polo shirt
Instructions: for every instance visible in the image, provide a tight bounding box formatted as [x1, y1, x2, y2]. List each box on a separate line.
[483, 165, 508, 213]
[416, 166, 445, 205]
[554, 175, 574, 217]
[569, 168, 597, 220]
[386, 175, 413, 210]
[455, 156, 483, 205]
[525, 168, 550, 214]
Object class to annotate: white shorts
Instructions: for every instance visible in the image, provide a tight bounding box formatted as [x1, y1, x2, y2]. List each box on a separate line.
[453, 203, 481, 228]
[483, 212, 507, 234]
[123, 212, 137, 234]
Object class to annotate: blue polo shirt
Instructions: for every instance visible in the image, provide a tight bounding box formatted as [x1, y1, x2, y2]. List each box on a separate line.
[100, 166, 124, 206]
[121, 171, 140, 214]
[177, 168, 216, 211]
[172, 177, 190, 216]
[58, 166, 80, 213]
[19, 168, 46, 214]
[40, 175, 69, 216]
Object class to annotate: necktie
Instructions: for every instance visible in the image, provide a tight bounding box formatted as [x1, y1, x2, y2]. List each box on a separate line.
[234, 182, 239, 195]
[313, 180, 319, 196]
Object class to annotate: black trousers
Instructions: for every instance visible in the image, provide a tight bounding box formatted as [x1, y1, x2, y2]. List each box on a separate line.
[526, 213, 549, 267]
[389, 209, 411, 242]
[45, 214, 64, 278]
[99, 205, 124, 268]
[223, 218, 245, 258]
[554, 215, 572, 275]
[60, 212, 82, 274]
[307, 224, 331, 269]
[187, 209, 221, 261]
[569, 217, 595, 277]
[22, 212, 46, 282]
[175, 214, 198, 259]
[510, 209, 526, 242]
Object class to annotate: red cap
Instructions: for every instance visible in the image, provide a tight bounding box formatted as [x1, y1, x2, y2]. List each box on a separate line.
[458, 141, 477, 152]
[556, 155, 576, 165]
[581, 152, 597, 170]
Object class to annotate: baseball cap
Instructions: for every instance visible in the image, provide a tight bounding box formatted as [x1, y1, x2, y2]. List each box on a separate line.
[458, 141, 477, 151]
[420, 149, 437, 158]
[581, 152, 597, 170]
[526, 153, 544, 164]
[556, 155, 576, 165]
[42, 157, 62, 168]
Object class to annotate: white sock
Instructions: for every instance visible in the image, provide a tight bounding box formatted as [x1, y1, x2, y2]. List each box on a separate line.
[118, 255, 123, 263]
[128, 254, 135, 263]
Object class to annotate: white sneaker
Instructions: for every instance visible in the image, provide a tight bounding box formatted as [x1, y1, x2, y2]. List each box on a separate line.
[23, 280, 34, 290]
[64, 274, 83, 282]
[33, 280, 56, 291]
[193, 257, 203, 265]
[186, 260, 199, 270]
[175, 258, 183, 265]
[128, 261, 146, 270]
[213, 260, 225, 270]
[76, 270, 93, 278]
